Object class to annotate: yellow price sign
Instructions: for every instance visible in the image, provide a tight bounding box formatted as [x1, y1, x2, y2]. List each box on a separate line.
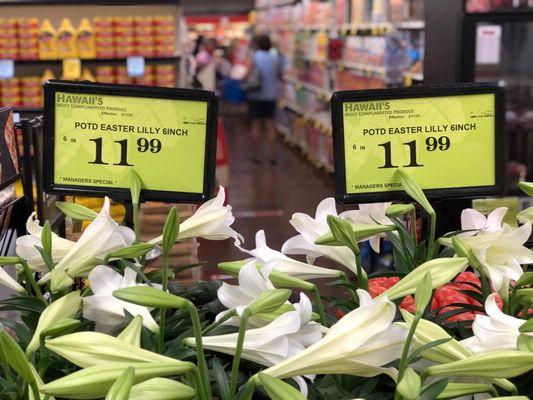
[331, 84, 505, 204]
[43, 81, 218, 203]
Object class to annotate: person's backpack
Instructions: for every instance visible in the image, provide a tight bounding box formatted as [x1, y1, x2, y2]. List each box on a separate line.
[241, 63, 262, 92]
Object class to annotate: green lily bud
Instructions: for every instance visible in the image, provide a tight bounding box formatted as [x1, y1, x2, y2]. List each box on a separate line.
[396, 368, 421, 400]
[41, 362, 194, 399]
[56, 201, 98, 220]
[0, 256, 22, 265]
[129, 169, 142, 206]
[162, 207, 179, 256]
[519, 319, 533, 333]
[386, 204, 415, 218]
[105, 367, 134, 400]
[41, 220, 52, 257]
[247, 289, 292, 316]
[516, 272, 533, 288]
[325, 215, 359, 253]
[129, 378, 196, 400]
[104, 244, 155, 262]
[436, 383, 495, 399]
[517, 207, 533, 224]
[45, 332, 183, 368]
[0, 330, 37, 386]
[50, 267, 74, 294]
[425, 351, 533, 379]
[396, 169, 435, 215]
[518, 181, 533, 197]
[40, 319, 80, 338]
[415, 273, 433, 316]
[517, 334, 533, 352]
[117, 316, 143, 347]
[451, 236, 481, 269]
[315, 222, 396, 247]
[218, 260, 314, 292]
[27, 291, 81, 355]
[255, 304, 296, 322]
[113, 286, 188, 309]
[515, 289, 533, 304]
[258, 373, 306, 400]
[378, 258, 467, 301]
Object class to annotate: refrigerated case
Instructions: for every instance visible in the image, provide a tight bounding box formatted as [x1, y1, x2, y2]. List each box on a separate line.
[462, 11, 533, 193]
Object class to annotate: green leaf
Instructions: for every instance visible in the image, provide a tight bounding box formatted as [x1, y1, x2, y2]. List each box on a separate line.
[41, 319, 80, 338]
[55, 201, 98, 221]
[34, 246, 54, 271]
[105, 243, 156, 262]
[0, 330, 37, 386]
[396, 368, 421, 400]
[105, 367, 134, 400]
[515, 272, 533, 288]
[396, 169, 435, 216]
[325, 215, 358, 253]
[419, 378, 448, 400]
[258, 373, 306, 400]
[113, 286, 188, 310]
[41, 220, 52, 258]
[162, 207, 179, 256]
[415, 272, 433, 315]
[129, 170, 142, 206]
[519, 319, 533, 333]
[247, 289, 292, 316]
[212, 357, 229, 400]
[518, 181, 533, 197]
[517, 334, 533, 352]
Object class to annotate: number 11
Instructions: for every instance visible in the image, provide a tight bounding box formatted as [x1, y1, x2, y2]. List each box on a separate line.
[378, 140, 423, 169]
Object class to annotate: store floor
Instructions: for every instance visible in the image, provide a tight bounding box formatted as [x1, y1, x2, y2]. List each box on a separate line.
[197, 111, 335, 279]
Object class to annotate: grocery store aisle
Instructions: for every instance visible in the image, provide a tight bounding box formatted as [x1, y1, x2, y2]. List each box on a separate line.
[198, 112, 335, 278]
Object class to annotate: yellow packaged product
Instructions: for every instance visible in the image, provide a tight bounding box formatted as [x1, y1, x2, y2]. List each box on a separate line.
[77, 18, 96, 59]
[38, 19, 58, 60]
[57, 18, 78, 58]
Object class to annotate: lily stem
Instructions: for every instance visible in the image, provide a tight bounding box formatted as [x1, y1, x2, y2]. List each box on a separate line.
[354, 252, 368, 291]
[312, 285, 327, 326]
[410, 206, 417, 245]
[0, 344, 12, 385]
[132, 201, 140, 244]
[229, 308, 251, 400]
[38, 336, 49, 377]
[426, 211, 437, 260]
[157, 252, 170, 354]
[187, 301, 212, 400]
[202, 309, 237, 336]
[340, 272, 359, 305]
[20, 261, 45, 303]
[188, 366, 207, 400]
[395, 313, 421, 400]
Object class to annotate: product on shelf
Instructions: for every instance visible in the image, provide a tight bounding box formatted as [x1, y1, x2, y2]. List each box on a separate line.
[57, 18, 78, 59]
[351, 0, 373, 24]
[77, 18, 96, 59]
[18, 18, 39, 61]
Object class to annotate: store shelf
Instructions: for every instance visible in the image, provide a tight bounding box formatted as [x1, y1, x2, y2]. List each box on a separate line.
[0, 0, 180, 4]
[339, 61, 386, 77]
[279, 100, 332, 136]
[397, 20, 425, 29]
[283, 77, 332, 100]
[12, 55, 181, 65]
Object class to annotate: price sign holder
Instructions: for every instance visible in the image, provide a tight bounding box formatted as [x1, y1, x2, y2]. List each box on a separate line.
[43, 80, 218, 203]
[331, 83, 505, 204]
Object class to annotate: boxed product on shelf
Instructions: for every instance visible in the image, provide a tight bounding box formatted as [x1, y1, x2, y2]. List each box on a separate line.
[95, 65, 115, 83]
[18, 18, 39, 60]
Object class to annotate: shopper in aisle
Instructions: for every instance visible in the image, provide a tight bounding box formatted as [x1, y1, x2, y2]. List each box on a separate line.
[246, 34, 281, 165]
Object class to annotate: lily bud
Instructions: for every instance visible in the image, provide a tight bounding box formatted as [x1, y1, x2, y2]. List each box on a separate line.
[385, 204, 414, 218]
[396, 368, 421, 400]
[41, 362, 194, 399]
[437, 383, 495, 399]
[325, 215, 359, 253]
[46, 332, 182, 368]
[451, 236, 481, 270]
[40, 319, 80, 339]
[50, 267, 74, 293]
[27, 291, 81, 355]
[414, 273, 432, 316]
[517, 207, 533, 224]
[258, 373, 306, 400]
[518, 181, 533, 196]
[426, 351, 533, 379]
[104, 244, 155, 262]
[255, 304, 296, 322]
[247, 289, 292, 316]
[56, 201, 98, 221]
[117, 316, 143, 347]
[113, 286, 188, 309]
[396, 170, 435, 216]
[378, 258, 467, 301]
[129, 378, 196, 400]
[162, 207, 179, 256]
[0, 266, 24, 293]
[314, 223, 396, 247]
[516, 334, 533, 352]
[129, 170, 142, 206]
[105, 367, 134, 400]
[0, 330, 37, 385]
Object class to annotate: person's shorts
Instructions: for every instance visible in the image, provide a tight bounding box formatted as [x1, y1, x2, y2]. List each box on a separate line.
[248, 100, 276, 119]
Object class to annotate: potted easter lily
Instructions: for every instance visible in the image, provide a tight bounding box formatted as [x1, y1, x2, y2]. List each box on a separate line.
[0, 172, 531, 400]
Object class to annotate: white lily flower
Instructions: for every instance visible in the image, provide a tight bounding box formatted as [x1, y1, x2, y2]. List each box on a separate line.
[83, 265, 158, 333]
[461, 293, 531, 354]
[0, 266, 24, 293]
[282, 198, 356, 274]
[238, 230, 342, 280]
[149, 186, 242, 245]
[461, 222, 533, 290]
[340, 202, 393, 252]
[16, 212, 75, 272]
[38, 198, 135, 289]
[261, 290, 405, 382]
[460, 207, 507, 236]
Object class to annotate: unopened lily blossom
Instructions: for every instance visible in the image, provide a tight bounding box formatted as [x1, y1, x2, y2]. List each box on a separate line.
[341, 202, 393, 252]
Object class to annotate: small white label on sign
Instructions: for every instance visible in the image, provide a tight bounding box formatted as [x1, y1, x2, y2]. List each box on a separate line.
[0, 59, 15, 79]
[127, 56, 145, 77]
[476, 25, 502, 65]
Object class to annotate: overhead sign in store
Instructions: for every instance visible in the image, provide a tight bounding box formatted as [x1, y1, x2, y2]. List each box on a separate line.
[43, 80, 218, 203]
[331, 83, 504, 204]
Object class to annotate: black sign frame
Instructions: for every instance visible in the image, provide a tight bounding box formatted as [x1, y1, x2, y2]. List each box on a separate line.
[43, 80, 218, 203]
[331, 82, 505, 205]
